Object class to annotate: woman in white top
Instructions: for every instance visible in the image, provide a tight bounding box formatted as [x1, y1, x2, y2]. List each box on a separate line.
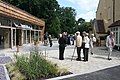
[90, 34, 96, 55]
[84, 33, 90, 61]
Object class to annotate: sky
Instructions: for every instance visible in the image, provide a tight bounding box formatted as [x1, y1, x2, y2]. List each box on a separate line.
[57, 0, 99, 22]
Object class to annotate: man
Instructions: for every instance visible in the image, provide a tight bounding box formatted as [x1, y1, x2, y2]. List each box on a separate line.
[106, 32, 115, 60]
[90, 34, 96, 55]
[84, 33, 90, 61]
[75, 31, 82, 61]
[82, 31, 86, 60]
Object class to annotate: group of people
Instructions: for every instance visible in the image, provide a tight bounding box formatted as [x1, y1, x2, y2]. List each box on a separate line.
[75, 31, 96, 62]
[58, 31, 96, 61]
[58, 31, 115, 61]
[44, 32, 53, 47]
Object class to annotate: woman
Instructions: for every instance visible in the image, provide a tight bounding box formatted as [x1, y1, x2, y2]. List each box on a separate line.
[58, 33, 66, 60]
[90, 34, 96, 55]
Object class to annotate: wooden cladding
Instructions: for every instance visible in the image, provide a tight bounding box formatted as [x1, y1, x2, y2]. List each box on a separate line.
[0, 1, 45, 27]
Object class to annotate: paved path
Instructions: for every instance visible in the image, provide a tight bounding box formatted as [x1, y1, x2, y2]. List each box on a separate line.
[0, 52, 12, 80]
[63, 65, 120, 80]
[0, 41, 120, 80]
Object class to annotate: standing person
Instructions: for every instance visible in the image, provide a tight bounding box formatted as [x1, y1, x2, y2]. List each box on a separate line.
[90, 34, 96, 55]
[106, 32, 115, 60]
[75, 31, 82, 61]
[58, 33, 66, 60]
[48, 35, 52, 47]
[84, 33, 90, 62]
[82, 31, 86, 60]
[44, 32, 48, 46]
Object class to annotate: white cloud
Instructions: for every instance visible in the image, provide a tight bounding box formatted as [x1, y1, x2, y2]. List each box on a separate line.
[66, 0, 99, 21]
[76, 11, 96, 22]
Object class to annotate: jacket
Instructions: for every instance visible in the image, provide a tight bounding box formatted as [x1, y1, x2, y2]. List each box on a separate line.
[76, 35, 82, 47]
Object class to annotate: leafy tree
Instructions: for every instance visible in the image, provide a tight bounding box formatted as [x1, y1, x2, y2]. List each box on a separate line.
[58, 7, 76, 34]
[76, 18, 92, 33]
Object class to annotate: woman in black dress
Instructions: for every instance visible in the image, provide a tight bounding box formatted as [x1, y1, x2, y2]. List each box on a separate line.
[58, 33, 66, 60]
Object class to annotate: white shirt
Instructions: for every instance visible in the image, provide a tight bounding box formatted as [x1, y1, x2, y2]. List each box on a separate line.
[84, 36, 90, 48]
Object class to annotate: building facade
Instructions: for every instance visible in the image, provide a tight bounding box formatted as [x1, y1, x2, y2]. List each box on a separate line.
[0, 1, 45, 49]
[94, 0, 120, 47]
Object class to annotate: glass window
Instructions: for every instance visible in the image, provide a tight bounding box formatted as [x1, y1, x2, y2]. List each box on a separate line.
[113, 28, 115, 31]
[116, 27, 118, 31]
[115, 32, 118, 44]
[111, 28, 112, 31]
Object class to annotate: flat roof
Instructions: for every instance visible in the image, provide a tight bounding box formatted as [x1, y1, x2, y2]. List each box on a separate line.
[0, 1, 45, 27]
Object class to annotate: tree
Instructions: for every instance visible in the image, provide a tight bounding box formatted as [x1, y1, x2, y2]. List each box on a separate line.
[76, 18, 92, 33]
[58, 7, 76, 34]
[2, 0, 77, 37]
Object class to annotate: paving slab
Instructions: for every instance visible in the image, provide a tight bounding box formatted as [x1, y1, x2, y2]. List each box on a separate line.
[0, 65, 7, 80]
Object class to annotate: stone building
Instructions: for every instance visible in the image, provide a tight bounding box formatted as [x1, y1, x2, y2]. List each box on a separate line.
[0, 1, 45, 49]
[94, 0, 120, 48]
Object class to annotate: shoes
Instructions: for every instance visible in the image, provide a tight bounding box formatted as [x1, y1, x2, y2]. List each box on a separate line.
[76, 58, 81, 61]
[59, 58, 64, 60]
[83, 60, 88, 62]
[91, 52, 93, 55]
[108, 58, 112, 60]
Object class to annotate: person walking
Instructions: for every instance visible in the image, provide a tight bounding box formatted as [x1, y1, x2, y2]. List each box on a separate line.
[106, 32, 115, 60]
[75, 31, 82, 61]
[58, 33, 66, 60]
[90, 34, 96, 55]
[84, 33, 90, 62]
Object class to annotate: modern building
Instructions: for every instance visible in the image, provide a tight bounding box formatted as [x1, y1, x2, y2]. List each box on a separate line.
[94, 0, 120, 48]
[0, 1, 45, 49]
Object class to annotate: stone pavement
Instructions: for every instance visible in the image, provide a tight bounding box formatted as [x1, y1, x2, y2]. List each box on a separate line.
[0, 51, 12, 80]
[0, 41, 120, 80]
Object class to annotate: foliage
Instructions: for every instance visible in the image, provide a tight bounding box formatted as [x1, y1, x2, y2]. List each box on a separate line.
[75, 18, 93, 33]
[58, 7, 76, 34]
[2, 0, 93, 36]
[14, 52, 58, 79]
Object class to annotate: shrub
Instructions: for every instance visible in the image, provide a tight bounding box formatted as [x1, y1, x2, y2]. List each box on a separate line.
[14, 51, 58, 80]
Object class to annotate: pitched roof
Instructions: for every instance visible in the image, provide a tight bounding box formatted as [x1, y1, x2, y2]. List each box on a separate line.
[108, 20, 120, 28]
[95, 19, 106, 33]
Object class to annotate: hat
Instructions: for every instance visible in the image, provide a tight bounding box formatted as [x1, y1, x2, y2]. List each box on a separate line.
[91, 34, 94, 36]
[82, 31, 86, 34]
[76, 31, 80, 34]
